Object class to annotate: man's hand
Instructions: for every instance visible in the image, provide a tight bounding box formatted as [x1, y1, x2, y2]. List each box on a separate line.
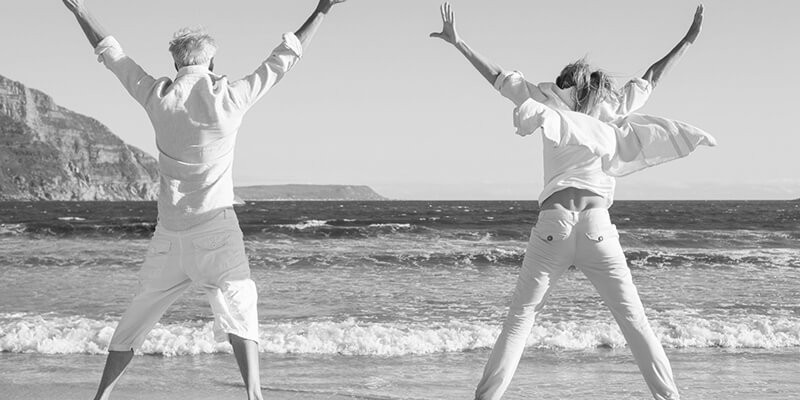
[296, 0, 347, 48]
[684, 4, 704, 44]
[316, 0, 346, 14]
[62, 0, 108, 48]
[62, 0, 86, 15]
[430, 2, 460, 46]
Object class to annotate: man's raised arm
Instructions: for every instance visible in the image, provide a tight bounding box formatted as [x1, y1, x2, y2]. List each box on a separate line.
[642, 5, 705, 88]
[229, 0, 347, 110]
[62, 0, 109, 48]
[295, 0, 348, 49]
[62, 0, 160, 108]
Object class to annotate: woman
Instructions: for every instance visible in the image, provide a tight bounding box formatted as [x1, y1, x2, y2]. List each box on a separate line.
[431, 3, 712, 400]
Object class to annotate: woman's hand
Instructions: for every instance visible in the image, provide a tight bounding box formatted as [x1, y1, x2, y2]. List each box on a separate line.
[62, 0, 86, 14]
[316, 0, 346, 14]
[684, 4, 704, 44]
[430, 2, 461, 46]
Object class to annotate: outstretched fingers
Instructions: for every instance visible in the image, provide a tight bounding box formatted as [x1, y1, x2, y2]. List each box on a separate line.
[445, 2, 455, 24]
[62, 0, 83, 13]
[694, 4, 704, 25]
[683, 3, 704, 43]
[431, 2, 460, 44]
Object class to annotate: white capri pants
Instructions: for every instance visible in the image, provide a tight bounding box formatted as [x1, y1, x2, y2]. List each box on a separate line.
[108, 208, 259, 351]
[474, 208, 679, 400]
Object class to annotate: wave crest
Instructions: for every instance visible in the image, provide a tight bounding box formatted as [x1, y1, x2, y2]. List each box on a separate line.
[2, 314, 798, 357]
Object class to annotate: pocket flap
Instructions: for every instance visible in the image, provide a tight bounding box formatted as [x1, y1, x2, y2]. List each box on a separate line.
[585, 225, 619, 242]
[532, 226, 570, 242]
[192, 233, 231, 250]
[147, 239, 172, 255]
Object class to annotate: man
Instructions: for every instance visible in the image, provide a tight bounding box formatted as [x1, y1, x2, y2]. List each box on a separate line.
[61, 1, 346, 399]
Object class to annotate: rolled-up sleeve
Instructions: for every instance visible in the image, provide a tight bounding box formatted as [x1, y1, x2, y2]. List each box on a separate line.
[615, 77, 652, 116]
[95, 36, 161, 107]
[513, 98, 549, 137]
[229, 32, 304, 110]
[493, 70, 534, 107]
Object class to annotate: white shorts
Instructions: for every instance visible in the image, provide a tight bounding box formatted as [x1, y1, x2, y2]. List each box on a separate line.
[108, 208, 259, 351]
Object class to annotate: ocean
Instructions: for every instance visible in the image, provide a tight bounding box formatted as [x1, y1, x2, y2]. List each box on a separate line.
[1, 200, 798, 399]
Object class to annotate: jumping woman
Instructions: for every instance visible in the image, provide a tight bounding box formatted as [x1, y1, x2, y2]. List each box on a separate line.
[431, 3, 714, 399]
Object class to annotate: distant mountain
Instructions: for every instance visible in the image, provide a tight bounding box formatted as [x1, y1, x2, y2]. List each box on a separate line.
[234, 184, 387, 201]
[0, 74, 158, 200]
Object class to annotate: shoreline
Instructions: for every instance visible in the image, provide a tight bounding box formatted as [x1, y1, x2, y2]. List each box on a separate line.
[2, 349, 799, 399]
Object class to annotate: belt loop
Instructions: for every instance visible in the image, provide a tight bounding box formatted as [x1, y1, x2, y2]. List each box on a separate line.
[223, 207, 235, 221]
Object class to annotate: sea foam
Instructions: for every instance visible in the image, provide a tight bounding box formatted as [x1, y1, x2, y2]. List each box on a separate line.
[2, 313, 798, 357]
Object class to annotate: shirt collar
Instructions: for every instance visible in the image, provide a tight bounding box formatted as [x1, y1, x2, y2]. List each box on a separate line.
[537, 82, 577, 111]
[175, 65, 213, 79]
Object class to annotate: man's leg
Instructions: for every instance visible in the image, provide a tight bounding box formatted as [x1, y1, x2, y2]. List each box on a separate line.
[194, 213, 261, 399]
[230, 333, 263, 400]
[205, 278, 261, 400]
[93, 279, 190, 399]
[95, 233, 190, 399]
[93, 350, 134, 400]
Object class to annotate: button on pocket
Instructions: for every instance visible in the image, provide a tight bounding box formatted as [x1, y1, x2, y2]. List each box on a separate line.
[194, 235, 228, 251]
[585, 225, 619, 243]
[146, 239, 172, 256]
[532, 221, 570, 243]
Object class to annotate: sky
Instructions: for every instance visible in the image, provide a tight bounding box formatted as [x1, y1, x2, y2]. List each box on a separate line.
[2, 0, 799, 200]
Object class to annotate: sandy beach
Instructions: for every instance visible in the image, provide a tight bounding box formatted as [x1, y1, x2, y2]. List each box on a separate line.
[3, 350, 800, 399]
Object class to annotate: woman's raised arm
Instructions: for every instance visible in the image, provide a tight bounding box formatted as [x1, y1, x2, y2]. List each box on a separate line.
[430, 2, 502, 86]
[642, 4, 705, 88]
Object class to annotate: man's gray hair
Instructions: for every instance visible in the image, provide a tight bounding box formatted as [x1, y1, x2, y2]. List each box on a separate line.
[168, 27, 218, 68]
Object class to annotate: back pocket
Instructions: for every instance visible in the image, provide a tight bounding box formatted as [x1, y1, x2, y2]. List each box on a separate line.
[192, 230, 249, 281]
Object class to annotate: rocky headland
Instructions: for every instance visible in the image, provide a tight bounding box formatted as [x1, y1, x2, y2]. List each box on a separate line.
[0, 74, 158, 201]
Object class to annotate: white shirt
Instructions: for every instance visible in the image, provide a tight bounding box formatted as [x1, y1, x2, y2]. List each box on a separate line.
[494, 70, 715, 205]
[95, 33, 303, 230]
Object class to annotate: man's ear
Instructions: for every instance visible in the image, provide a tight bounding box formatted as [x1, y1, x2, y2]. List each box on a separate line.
[209, 58, 215, 72]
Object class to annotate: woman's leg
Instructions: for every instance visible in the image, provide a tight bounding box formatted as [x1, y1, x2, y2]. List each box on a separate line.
[475, 221, 573, 400]
[575, 219, 679, 400]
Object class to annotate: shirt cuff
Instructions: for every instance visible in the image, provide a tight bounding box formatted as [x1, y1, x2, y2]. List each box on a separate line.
[281, 32, 303, 59]
[628, 77, 653, 94]
[94, 36, 123, 63]
[493, 70, 520, 91]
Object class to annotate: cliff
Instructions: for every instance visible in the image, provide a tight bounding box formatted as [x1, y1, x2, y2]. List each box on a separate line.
[234, 185, 388, 201]
[0, 74, 158, 200]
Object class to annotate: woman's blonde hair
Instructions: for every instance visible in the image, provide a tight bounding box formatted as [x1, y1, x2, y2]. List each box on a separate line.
[556, 58, 618, 114]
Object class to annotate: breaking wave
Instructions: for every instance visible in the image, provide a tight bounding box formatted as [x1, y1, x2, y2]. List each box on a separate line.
[2, 313, 798, 357]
